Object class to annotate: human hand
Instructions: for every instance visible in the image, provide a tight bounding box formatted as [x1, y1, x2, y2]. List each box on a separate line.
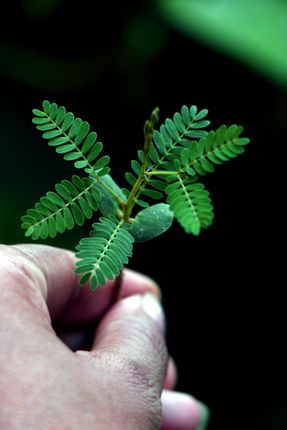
[0, 244, 209, 430]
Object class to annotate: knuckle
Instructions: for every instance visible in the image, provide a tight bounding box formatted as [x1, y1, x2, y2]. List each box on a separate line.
[111, 353, 163, 428]
[78, 350, 163, 429]
[0, 246, 48, 319]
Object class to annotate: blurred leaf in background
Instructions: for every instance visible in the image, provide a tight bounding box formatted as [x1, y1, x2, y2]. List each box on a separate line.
[19, 0, 63, 19]
[0, 44, 113, 91]
[158, 0, 287, 87]
[0, 2, 168, 94]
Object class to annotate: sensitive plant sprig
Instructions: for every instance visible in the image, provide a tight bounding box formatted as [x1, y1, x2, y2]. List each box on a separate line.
[21, 101, 250, 290]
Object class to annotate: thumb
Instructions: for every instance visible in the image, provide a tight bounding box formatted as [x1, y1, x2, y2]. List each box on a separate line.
[92, 293, 168, 401]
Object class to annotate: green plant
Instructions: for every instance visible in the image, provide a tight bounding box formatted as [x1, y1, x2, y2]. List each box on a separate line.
[21, 100, 249, 290]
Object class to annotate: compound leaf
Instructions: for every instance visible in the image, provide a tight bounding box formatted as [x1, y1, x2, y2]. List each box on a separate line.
[32, 101, 109, 176]
[75, 218, 134, 289]
[21, 175, 101, 238]
[166, 176, 214, 235]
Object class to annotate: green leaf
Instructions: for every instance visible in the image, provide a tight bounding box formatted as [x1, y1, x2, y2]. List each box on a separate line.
[46, 191, 65, 207]
[40, 196, 57, 211]
[165, 118, 179, 140]
[131, 160, 141, 176]
[37, 124, 57, 132]
[21, 174, 101, 239]
[82, 132, 97, 155]
[31, 226, 41, 240]
[56, 144, 77, 154]
[32, 108, 46, 117]
[48, 136, 70, 146]
[185, 130, 208, 139]
[190, 106, 197, 118]
[190, 120, 210, 129]
[148, 179, 167, 191]
[61, 112, 74, 132]
[43, 130, 62, 139]
[63, 207, 74, 230]
[94, 155, 110, 170]
[68, 118, 82, 139]
[32, 117, 50, 125]
[55, 106, 66, 125]
[173, 112, 186, 133]
[181, 105, 191, 125]
[48, 217, 57, 238]
[55, 213, 65, 234]
[148, 145, 160, 163]
[158, 0, 287, 87]
[200, 157, 215, 173]
[128, 203, 173, 242]
[75, 122, 90, 146]
[43, 100, 50, 114]
[71, 202, 85, 225]
[125, 172, 137, 187]
[97, 167, 110, 177]
[74, 160, 89, 169]
[87, 141, 103, 162]
[49, 103, 58, 120]
[153, 130, 166, 153]
[141, 189, 162, 200]
[75, 218, 134, 289]
[40, 221, 49, 239]
[85, 192, 99, 212]
[71, 175, 84, 191]
[63, 152, 82, 161]
[166, 176, 214, 235]
[194, 109, 209, 121]
[78, 196, 93, 219]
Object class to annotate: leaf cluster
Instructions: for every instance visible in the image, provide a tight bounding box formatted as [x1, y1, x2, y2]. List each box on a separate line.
[21, 101, 250, 289]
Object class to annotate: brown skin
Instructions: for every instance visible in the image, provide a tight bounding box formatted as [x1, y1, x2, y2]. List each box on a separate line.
[0, 244, 202, 429]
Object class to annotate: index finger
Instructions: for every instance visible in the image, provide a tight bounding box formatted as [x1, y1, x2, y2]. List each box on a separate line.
[1, 244, 160, 324]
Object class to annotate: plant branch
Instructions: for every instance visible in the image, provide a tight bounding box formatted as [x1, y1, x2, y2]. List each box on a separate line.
[123, 108, 160, 220]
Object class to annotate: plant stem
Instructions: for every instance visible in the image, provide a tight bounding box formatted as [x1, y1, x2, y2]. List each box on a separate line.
[123, 156, 147, 220]
[96, 177, 126, 206]
[145, 170, 178, 176]
[123, 108, 159, 220]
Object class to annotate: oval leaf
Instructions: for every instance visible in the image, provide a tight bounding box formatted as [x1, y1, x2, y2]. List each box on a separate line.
[128, 203, 173, 242]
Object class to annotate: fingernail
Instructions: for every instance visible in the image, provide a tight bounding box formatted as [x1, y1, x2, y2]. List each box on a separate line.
[161, 391, 210, 430]
[121, 294, 143, 311]
[196, 402, 210, 430]
[123, 269, 162, 300]
[142, 292, 165, 331]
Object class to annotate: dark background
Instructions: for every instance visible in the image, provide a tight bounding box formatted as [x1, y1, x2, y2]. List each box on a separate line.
[0, 1, 286, 429]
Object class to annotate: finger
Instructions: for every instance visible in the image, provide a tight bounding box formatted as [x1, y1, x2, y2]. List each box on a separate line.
[164, 357, 178, 390]
[4, 244, 160, 324]
[161, 390, 210, 430]
[86, 293, 168, 396]
[59, 268, 161, 325]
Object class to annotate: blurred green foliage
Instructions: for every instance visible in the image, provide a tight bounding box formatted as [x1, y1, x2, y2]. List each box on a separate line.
[0, 44, 111, 91]
[158, 0, 287, 87]
[19, 0, 63, 19]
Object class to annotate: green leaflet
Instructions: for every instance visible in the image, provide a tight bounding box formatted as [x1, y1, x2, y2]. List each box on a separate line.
[166, 176, 214, 235]
[128, 203, 174, 242]
[172, 125, 250, 177]
[21, 175, 100, 239]
[75, 217, 134, 289]
[32, 100, 110, 176]
[158, 0, 287, 88]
